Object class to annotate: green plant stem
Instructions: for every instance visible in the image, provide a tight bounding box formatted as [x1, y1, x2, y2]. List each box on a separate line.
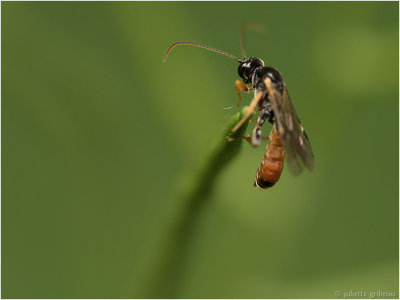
[132, 107, 252, 298]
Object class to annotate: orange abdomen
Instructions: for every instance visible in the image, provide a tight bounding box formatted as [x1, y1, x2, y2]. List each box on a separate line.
[254, 129, 285, 189]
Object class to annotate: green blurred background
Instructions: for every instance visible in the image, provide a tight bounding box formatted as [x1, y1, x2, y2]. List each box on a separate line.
[2, 2, 399, 298]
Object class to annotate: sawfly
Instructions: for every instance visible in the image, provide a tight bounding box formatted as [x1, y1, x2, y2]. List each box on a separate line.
[163, 25, 314, 189]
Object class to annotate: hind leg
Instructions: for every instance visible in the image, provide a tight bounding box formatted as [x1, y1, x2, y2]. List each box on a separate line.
[250, 109, 272, 147]
[226, 135, 253, 144]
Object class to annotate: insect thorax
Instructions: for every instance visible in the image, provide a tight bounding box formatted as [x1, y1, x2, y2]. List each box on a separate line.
[253, 66, 284, 92]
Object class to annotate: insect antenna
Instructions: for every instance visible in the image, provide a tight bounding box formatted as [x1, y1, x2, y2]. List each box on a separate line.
[239, 23, 266, 59]
[163, 41, 242, 63]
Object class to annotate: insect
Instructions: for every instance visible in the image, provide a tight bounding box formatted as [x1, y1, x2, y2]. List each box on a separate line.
[163, 25, 314, 188]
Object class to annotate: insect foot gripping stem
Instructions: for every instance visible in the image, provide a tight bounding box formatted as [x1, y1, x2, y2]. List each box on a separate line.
[254, 129, 285, 189]
[226, 106, 254, 143]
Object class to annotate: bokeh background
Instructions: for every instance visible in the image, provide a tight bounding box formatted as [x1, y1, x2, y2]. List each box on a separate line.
[2, 2, 399, 298]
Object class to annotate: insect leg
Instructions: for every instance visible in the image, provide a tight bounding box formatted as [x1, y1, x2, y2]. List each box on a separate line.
[234, 80, 249, 107]
[227, 134, 268, 146]
[226, 135, 253, 144]
[231, 92, 264, 133]
[249, 117, 258, 123]
[251, 109, 271, 147]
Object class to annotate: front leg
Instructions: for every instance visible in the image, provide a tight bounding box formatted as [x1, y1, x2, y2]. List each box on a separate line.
[234, 80, 249, 107]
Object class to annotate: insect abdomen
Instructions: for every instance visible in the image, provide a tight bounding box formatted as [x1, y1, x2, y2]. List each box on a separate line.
[254, 129, 285, 189]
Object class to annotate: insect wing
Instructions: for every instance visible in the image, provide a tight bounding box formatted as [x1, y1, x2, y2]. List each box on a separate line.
[265, 79, 314, 175]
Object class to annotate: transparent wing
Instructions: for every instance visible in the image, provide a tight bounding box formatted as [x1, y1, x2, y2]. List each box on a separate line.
[265, 78, 315, 176]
